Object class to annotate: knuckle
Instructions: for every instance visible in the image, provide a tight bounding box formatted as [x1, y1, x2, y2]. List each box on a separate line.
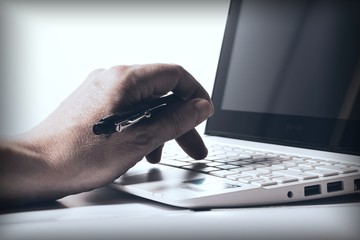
[109, 65, 132, 74]
[107, 65, 143, 99]
[169, 64, 185, 77]
[107, 65, 132, 83]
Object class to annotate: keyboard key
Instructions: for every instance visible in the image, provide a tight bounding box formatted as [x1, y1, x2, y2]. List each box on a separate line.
[316, 165, 358, 174]
[229, 166, 255, 172]
[235, 176, 277, 186]
[306, 169, 338, 177]
[278, 155, 292, 160]
[237, 176, 264, 184]
[292, 157, 308, 162]
[266, 160, 284, 165]
[210, 170, 236, 178]
[242, 169, 271, 177]
[250, 179, 277, 187]
[245, 163, 270, 168]
[317, 160, 339, 165]
[205, 162, 224, 167]
[273, 176, 298, 184]
[288, 166, 314, 172]
[226, 173, 251, 181]
[278, 170, 318, 180]
[261, 173, 284, 179]
[281, 162, 298, 168]
[217, 164, 239, 170]
[298, 162, 325, 168]
[162, 159, 190, 167]
[260, 165, 286, 171]
[190, 160, 213, 165]
[334, 163, 358, 168]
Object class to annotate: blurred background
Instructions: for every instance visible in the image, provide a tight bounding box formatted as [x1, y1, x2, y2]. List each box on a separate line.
[0, 0, 229, 135]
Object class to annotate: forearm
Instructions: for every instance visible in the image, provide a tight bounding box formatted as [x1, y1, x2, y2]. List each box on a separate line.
[0, 136, 68, 206]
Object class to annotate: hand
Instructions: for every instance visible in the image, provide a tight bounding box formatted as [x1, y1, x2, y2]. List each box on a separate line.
[0, 64, 213, 205]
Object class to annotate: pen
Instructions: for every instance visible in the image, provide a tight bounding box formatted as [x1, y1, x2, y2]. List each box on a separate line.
[93, 94, 181, 135]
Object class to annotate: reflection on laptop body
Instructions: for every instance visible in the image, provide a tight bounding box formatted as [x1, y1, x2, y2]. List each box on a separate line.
[112, 0, 360, 208]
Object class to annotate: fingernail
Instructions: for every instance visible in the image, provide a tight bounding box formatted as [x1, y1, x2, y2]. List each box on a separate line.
[193, 99, 212, 125]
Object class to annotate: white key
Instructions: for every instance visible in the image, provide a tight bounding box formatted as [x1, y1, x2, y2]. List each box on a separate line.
[282, 162, 298, 168]
[298, 162, 324, 168]
[242, 169, 271, 177]
[250, 179, 277, 187]
[292, 157, 308, 161]
[205, 162, 224, 167]
[316, 165, 358, 174]
[229, 166, 255, 172]
[210, 170, 236, 178]
[162, 159, 190, 167]
[217, 165, 239, 170]
[278, 170, 318, 180]
[334, 163, 357, 168]
[306, 169, 338, 177]
[260, 165, 286, 171]
[186, 159, 211, 164]
[318, 160, 339, 165]
[237, 176, 263, 184]
[273, 176, 298, 184]
[288, 166, 314, 172]
[226, 173, 251, 181]
[261, 173, 298, 183]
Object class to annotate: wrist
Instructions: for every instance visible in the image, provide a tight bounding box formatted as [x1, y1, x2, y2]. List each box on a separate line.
[0, 128, 74, 205]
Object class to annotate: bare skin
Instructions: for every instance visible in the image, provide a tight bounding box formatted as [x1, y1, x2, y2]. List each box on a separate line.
[0, 64, 213, 206]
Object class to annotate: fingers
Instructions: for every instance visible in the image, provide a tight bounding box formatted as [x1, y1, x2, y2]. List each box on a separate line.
[124, 97, 212, 160]
[145, 129, 207, 164]
[146, 144, 164, 164]
[176, 129, 208, 160]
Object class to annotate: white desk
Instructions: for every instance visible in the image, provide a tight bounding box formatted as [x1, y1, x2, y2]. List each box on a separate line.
[1, 187, 359, 240]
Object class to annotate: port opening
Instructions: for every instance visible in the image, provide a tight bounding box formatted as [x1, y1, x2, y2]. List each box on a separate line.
[355, 179, 360, 191]
[304, 185, 321, 196]
[327, 181, 343, 193]
[287, 191, 293, 198]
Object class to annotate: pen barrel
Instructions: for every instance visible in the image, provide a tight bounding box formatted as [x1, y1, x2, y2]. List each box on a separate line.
[93, 121, 116, 135]
[92, 94, 182, 135]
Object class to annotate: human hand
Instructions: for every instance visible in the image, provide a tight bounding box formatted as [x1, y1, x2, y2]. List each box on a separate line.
[2, 64, 213, 202]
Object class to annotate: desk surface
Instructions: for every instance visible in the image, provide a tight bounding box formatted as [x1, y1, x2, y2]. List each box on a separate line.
[1, 187, 359, 240]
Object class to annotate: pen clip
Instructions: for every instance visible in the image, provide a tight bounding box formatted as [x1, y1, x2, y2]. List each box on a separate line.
[115, 110, 151, 132]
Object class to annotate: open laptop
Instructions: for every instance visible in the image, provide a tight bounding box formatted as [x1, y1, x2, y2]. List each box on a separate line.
[112, 0, 360, 208]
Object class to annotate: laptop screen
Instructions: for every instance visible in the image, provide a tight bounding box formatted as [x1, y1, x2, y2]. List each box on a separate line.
[206, 0, 360, 155]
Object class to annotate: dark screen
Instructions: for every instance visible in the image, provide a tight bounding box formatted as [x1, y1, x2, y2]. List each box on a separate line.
[221, 0, 360, 120]
[206, 0, 360, 155]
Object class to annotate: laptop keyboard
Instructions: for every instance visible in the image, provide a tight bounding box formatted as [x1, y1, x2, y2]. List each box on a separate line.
[161, 142, 360, 187]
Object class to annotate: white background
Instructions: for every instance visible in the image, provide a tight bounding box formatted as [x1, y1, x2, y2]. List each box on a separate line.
[0, 0, 229, 135]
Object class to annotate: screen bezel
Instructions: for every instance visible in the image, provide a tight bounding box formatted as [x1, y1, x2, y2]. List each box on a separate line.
[205, 0, 360, 155]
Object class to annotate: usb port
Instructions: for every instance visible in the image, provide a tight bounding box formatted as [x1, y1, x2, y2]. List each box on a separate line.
[304, 185, 321, 196]
[355, 179, 360, 191]
[327, 181, 343, 193]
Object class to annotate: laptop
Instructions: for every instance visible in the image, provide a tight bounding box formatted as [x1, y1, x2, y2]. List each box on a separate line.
[112, 0, 360, 208]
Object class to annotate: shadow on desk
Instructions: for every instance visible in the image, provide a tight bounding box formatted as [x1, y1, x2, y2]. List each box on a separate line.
[2, 186, 360, 214]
